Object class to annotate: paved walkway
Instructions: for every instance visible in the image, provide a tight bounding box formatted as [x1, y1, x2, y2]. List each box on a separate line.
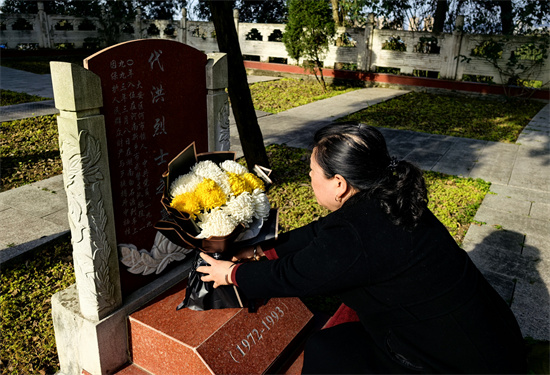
[1, 66, 548, 341]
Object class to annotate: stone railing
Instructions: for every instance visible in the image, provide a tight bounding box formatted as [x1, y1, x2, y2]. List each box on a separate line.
[1, 6, 548, 87]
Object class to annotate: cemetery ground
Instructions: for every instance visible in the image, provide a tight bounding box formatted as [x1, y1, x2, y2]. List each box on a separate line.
[1, 86, 546, 193]
[1, 78, 549, 373]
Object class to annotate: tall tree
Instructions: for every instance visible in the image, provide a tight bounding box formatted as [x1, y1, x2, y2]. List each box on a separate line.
[283, 0, 335, 91]
[97, 0, 136, 46]
[328, 0, 374, 27]
[497, 0, 513, 35]
[63, 0, 102, 17]
[195, 0, 286, 23]
[331, 0, 344, 26]
[208, 0, 270, 170]
[432, 0, 448, 33]
[138, 0, 186, 20]
[236, 0, 287, 23]
[449, 0, 549, 35]
[514, 0, 550, 34]
[0, 0, 90, 15]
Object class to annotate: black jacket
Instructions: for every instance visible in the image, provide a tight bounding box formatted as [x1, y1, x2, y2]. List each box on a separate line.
[235, 197, 527, 373]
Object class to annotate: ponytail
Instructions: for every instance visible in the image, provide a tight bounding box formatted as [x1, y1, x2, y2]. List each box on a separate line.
[369, 159, 428, 228]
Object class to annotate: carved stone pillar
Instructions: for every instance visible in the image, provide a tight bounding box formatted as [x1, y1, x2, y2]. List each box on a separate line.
[233, 9, 239, 36]
[206, 53, 230, 151]
[50, 62, 126, 375]
[51, 62, 122, 321]
[134, 8, 142, 39]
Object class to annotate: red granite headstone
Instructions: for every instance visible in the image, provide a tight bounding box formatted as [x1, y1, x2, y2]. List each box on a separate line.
[84, 39, 208, 293]
[129, 280, 314, 374]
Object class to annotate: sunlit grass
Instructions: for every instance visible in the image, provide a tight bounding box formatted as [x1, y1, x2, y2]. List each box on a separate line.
[1, 115, 62, 192]
[340, 91, 546, 143]
[1, 89, 50, 106]
[250, 78, 358, 113]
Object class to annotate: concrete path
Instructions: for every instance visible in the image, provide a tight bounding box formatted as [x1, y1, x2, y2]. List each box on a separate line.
[0, 65, 278, 122]
[1, 66, 55, 98]
[0, 65, 548, 341]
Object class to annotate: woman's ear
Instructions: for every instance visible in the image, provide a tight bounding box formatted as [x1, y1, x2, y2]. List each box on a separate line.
[334, 174, 357, 202]
[333, 174, 349, 197]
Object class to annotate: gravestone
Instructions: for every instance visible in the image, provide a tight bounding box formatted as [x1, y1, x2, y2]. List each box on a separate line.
[50, 39, 230, 375]
[50, 39, 313, 375]
[83, 40, 211, 294]
[84, 41, 207, 254]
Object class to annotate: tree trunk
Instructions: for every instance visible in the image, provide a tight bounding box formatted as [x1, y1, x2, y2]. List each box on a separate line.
[432, 0, 448, 33]
[208, 1, 270, 170]
[330, 0, 343, 26]
[497, 0, 514, 35]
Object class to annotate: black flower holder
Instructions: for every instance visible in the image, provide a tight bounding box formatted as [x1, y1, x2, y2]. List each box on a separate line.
[154, 142, 277, 311]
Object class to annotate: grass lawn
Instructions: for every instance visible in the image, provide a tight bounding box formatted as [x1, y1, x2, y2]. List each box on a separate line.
[1, 114, 61, 191]
[0, 89, 49, 106]
[250, 77, 359, 113]
[1, 75, 548, 374]
[0, 53, 91, 75]
[340, 91, 546, 143]
[1, 81, 545, 193]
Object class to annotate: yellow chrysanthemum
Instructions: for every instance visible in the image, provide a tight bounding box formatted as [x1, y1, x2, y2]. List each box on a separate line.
[194, 178, 227, 211]
[171, 191, 202, 218]
[227, 172, 249, 196]
[242, 173, 265, 192]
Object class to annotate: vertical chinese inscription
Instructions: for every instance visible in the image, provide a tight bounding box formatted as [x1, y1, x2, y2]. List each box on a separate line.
[110, 56, 160, 238]
[85, 39, 208, 257]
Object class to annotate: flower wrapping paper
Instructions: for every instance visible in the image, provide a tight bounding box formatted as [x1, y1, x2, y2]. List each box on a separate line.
[156, 142, 271, 253]
[154, 142, 276, 311]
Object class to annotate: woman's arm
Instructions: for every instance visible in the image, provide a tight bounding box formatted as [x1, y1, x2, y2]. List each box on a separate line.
[269, 219, 322, 257]
[198, 216, 371, 299]
[230, 219, 323, 262]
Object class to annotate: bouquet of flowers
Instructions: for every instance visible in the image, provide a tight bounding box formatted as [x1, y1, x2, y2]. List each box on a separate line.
[169, 157, 270, 240]
[155, 143, 276, 311]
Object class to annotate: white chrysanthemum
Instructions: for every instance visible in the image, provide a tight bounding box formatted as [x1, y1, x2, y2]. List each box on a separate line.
[170, 172, 202, 197]
[251, 189, 270, 220]
[197, 209, 238, 238]
[224, 192, 255, 225]
[191, 160, 232, 196]
[192, 160, 224, 180]
[211, 172, 232, 196]
[220, 160, 248, 175]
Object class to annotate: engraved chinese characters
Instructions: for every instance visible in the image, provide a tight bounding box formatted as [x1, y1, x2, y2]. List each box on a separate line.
[84, 39, 209, 256]
[111, 59, 152, 237]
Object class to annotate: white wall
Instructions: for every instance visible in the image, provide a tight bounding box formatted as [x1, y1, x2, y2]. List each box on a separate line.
[1, 9, 548, 87]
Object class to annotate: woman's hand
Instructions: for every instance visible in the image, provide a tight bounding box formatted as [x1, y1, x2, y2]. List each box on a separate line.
[231, 245, 265, 262]
[231, 246, 254, 261]
[196, 252, 236, 288]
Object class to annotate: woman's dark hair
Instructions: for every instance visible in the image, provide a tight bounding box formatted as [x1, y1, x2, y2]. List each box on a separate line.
[313, 122, 428, 228]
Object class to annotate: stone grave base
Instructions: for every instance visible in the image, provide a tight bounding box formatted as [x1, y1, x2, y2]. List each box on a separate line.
[128, 280, 314, 374]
